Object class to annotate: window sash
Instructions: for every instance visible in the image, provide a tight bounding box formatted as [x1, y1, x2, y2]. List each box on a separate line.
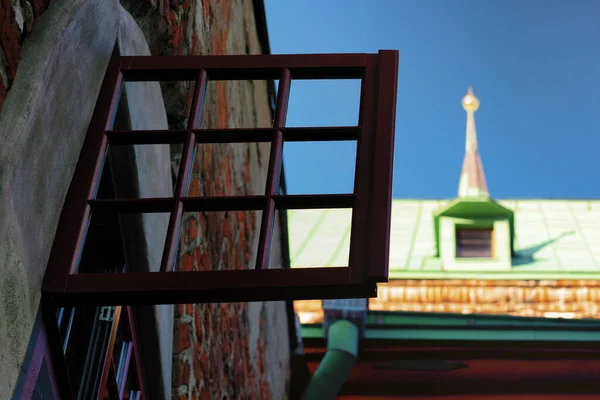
[42, 51, 398, 305]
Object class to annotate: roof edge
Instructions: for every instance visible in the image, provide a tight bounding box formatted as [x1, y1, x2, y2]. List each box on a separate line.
[252, 0, 272, 56]
[392, 198, 600, 201]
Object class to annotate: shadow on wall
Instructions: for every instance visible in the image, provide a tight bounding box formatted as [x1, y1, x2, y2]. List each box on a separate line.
[512, 231, 575, 267]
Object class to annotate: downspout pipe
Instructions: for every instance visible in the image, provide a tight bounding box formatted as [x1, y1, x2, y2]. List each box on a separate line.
[300, 320, 359, 400]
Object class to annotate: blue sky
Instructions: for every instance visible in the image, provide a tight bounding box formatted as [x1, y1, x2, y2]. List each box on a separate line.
[265, 0, 600, 199]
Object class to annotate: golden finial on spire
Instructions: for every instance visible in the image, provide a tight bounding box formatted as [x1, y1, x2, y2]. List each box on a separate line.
[462, 86, 480, 112]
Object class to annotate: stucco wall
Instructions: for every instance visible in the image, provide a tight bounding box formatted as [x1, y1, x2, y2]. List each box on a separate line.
[0, 0, 120, 395]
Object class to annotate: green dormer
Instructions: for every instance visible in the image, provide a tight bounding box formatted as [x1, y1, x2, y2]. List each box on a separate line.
[433, 197, 515, 270]
[433, 88, 515, 271]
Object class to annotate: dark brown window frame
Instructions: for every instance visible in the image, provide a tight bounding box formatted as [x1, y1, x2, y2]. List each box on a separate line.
[40, 297, 148, 399]
[15, 317, 61, 399]
[41, 51, 398, 308]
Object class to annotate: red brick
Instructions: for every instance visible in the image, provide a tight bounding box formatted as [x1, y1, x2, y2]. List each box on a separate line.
[172, 357, 182, 385]
[224, 157, 233, 193]
[174, 358, 191, 387]
[189, 179, 200, 196]
[181, 252, 194, 272]
[198, 251, 210, 271]
[187, 218, 198, 242]
[176, 303, 187, 318]
[178, 321, 192, 352]
[194, 307, 203, 342]
[199, 389, 211, 400]
[201, 349, 209, 371]
[193, 349, 204, 385]
[198, 214, 207, 238]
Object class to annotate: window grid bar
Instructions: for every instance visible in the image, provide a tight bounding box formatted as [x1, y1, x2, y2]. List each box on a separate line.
[255, 68, 291, 270]
[41, 297, 75, 399]
[106, 130, 188, 145]
[118, 342, 133, 398]
[366, 50, 399, 281]
[282, 126, 360, 142]
[88, 194, 354, 214]
[347, 57, 377, 284]
[119, 53, 367, 81]
[57, 269, 376, 306]
[97, 306, 122, 400]
[272, 194, 355, 210]
[126, 306, 148, 399]
[88, 198, 175, 213]
[161, 70, 208, 273]
[183, 195, 265, 211]
[105, 126, 360, 145]
[160, 201, 184, 273]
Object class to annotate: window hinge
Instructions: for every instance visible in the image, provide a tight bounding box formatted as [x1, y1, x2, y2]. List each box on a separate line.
[99, 306, 116, 322]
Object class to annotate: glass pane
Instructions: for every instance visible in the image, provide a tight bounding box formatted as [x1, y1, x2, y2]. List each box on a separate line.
[176, 211, 262, 271]
[97, 143, 181, 199]
[283, 140, 356, 195]
[116, 80, 194, 131]
[188, 142, 270, 197]
[200, 79, 278, 129]
[286, 79, 361, 127]
[78, 211, 170, 274]
[276, 208, 352, 269]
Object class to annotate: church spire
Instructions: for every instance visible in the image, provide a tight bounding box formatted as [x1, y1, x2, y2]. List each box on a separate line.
[458, 87, 489, 197]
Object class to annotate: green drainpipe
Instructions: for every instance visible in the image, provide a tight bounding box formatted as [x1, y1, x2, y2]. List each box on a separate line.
[300, 320, 359, 400]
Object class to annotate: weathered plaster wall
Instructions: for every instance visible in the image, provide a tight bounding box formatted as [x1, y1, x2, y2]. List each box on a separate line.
[0, 0, 120, 395]
[1, 0, 290, 399]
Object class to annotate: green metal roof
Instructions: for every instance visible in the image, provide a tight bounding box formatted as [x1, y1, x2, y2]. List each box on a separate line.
[288, 199, 600, 279]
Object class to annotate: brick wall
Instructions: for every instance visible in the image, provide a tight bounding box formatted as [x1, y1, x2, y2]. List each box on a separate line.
[0, 0, 56, 109]
[123, 1, 291, 398]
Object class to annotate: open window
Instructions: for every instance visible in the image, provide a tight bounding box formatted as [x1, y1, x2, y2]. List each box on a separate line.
[38, 52, 398, 397]
[42, 51, 398, 308]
